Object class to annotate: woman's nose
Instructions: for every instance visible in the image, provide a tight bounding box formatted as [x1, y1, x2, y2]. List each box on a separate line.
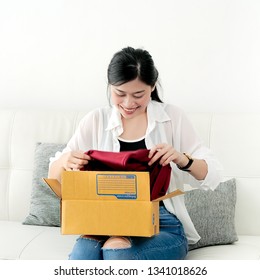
[123, 95, 134, 107]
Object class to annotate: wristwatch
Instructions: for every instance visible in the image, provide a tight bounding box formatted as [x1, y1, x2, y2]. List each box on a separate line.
[177, 153, 194, 172]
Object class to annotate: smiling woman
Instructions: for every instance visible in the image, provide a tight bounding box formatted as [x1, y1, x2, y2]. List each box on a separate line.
[48, 46, 223, 260]
[107, 47, 161, 139]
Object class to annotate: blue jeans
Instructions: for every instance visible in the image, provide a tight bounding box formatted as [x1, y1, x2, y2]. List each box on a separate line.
[68, 206, 188, 260]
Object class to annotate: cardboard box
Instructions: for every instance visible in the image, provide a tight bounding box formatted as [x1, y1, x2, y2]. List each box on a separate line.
[43, 171, 184, 237]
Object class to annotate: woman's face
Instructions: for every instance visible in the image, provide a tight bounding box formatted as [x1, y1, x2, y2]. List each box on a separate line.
[110, 78, 155, 119]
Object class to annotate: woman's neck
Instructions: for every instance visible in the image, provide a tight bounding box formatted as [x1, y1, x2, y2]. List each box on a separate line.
[120, 112, 147, 140]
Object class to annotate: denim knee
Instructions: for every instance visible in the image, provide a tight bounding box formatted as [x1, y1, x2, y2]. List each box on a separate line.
[68, 236, 103, 260]
[102, 246, 135, 260]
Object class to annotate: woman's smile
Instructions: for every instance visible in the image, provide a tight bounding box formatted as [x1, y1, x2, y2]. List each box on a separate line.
[120, 105, 141, 115]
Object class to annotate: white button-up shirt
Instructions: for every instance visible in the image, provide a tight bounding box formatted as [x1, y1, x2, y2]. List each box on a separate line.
[50, 100, 223, 244]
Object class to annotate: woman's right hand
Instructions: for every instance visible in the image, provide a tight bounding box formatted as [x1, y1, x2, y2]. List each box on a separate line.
[61, 150, 91, 171]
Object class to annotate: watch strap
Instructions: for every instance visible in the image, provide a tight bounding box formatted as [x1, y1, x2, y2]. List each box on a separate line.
[177, 153, 194, 172]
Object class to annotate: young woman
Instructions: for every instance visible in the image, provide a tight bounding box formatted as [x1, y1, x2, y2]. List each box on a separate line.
[48, 47, 223, 260]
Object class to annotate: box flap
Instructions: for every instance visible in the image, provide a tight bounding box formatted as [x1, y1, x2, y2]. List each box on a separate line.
[42, 178, 62, 198]
[152, 189, 184, 202]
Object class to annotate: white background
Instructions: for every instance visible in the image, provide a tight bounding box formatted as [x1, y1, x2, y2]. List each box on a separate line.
[0, 0, 260, 113]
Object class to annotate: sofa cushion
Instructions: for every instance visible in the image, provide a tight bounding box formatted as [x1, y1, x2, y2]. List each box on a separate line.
[185, 240, 260, 260]
[23, 143, 66, 227]
[0, 221, 77, 260]
[185, 178, 238, 250]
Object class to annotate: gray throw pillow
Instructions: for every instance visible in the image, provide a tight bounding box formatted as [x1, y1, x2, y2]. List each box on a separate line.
[185, 178, 238, 250]
[23, 142, 66, 226]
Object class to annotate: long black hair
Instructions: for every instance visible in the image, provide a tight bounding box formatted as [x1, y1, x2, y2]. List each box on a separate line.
[107, 47, 163, 103]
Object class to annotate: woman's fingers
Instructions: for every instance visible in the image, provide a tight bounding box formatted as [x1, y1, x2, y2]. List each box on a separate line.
[148, 144, 180, 166]
[64, 151, 91, 170]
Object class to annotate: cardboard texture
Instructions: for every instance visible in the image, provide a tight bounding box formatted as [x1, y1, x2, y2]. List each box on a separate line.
[43, 170, 184, 237]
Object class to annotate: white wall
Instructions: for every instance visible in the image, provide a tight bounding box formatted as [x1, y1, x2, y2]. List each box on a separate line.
[0, 0, 260, 113]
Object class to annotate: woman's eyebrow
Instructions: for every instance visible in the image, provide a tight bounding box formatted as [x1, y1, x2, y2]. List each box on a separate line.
[116, 89, 145, 94]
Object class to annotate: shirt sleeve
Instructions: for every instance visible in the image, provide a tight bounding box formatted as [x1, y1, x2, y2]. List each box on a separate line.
[167, 105, 224, 190]
[49, 109, 101, 167]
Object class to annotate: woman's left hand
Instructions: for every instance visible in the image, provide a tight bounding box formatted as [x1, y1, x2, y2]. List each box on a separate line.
[148, 143, 183, 166]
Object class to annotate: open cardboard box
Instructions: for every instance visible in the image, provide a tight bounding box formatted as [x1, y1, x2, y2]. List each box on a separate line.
[43, 170, 184, 237]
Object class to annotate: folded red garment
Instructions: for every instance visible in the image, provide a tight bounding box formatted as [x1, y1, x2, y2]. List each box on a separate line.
[83, 149, 172, 200]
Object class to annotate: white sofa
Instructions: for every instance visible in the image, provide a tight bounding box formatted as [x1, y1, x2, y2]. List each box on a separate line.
[0, 109, 260, 260]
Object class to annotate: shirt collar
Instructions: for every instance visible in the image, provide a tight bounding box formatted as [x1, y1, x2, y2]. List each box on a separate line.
[147, 100, 171, 123]
[146, 101, 171, 135]
[106, 105, 122, 131]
